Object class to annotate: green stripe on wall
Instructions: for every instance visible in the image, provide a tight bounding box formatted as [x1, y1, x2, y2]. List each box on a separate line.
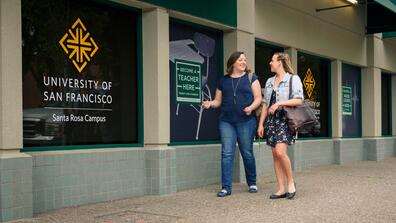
[383, 31, 396, 38]
[374, 0, 396, 13]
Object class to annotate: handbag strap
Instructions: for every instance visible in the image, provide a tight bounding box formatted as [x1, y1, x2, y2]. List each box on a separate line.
[248, 72, 253, 84]
[248, 72, 259, 111]
[288, 74, 293, 100]
[288, 74, 299, 138]
[248, 72, 256, 95]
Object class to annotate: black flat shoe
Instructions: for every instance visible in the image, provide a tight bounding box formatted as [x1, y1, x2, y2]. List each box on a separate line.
[287, 182, 296, 199]
[287, 191, 296, 199]
[269, 193, 287, 199]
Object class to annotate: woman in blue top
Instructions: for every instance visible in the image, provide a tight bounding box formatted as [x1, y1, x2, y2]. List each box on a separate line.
[257, 52, 304, 200]
[202, 51, 262, 197]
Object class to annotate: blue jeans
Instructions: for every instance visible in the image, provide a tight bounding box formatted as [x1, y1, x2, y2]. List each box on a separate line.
[219, 118, 257, 192]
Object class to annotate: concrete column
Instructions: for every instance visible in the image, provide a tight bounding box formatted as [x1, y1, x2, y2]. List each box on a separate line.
[284, 47, 298, 74]
[285, 48, 305, 169]
[224, 0, 255, 72]
[142, 9, 176, 195]
[142, 8, 170, 145]
[331, 60, 342, 138]
[392, 75, 396, 136]
[145, 146, 176, 195]
[362, 34, 382, 137]
[287, 142, 302, 171]
[224, 31, 255, 71]
[0, 0, 33, 221]
[392, 75, 396, 157]
[365, 138, 385, 161]
[0, 0, 23, 151]
[366, 34, 382, 69]
[361, 67, 382, 137]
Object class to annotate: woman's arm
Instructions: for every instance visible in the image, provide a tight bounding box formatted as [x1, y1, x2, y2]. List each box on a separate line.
[257, 103, 268, 138]
[268, 74, 304, 114]
[243, 80, 262, 115]
[277, 98, 303, 107]
[202, 89, 222, 109]
[268, 98, 303, 114]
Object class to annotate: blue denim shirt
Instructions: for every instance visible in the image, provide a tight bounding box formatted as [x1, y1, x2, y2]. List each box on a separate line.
[262, 73, 304, 107]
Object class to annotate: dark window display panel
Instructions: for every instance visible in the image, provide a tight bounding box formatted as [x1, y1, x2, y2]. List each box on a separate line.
[22, 0, 139, 147]
[254, 42, 284, 88]
[169, 21, 222, 143]
[381, 73, 392, 136]
[342, 64, 362, 137]
[297, 53, 330, 138]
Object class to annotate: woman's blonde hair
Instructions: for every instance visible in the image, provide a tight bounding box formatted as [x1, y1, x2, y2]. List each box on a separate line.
[226, 51, 251, 75]
[274, 52, 294, 74]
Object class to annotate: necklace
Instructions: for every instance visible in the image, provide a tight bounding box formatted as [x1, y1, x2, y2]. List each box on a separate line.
[231, 77, 242, 104]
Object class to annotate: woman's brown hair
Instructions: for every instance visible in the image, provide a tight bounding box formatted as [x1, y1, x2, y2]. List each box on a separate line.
[226, 51, 251, 75]
[274, 52, 294, 74]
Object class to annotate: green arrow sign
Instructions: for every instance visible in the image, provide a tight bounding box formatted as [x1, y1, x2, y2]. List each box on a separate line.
[175, 59, 202, 104]
[342, 86, 352, 115]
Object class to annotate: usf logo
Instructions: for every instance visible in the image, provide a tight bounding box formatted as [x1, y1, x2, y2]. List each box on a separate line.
[303, 68, 316, 99]
[59, 18, 99, 73]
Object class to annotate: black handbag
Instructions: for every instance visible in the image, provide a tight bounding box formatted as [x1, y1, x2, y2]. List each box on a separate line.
[283, 75, 317, 134]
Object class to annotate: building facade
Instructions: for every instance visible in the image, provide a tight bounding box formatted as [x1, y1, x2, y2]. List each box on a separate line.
[0, 0, 395, 221]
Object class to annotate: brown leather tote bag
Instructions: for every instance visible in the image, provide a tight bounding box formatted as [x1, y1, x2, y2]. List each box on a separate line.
[283, 75, 317, 133]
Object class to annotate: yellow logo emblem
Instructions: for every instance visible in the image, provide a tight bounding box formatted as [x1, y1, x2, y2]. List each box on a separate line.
[303, 68, 316, 99]
[59, 18, 99, 73]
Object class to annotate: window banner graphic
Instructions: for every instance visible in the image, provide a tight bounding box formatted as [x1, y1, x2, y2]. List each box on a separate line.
[169, 21, 222, 142]
[22, 0, 139, 147]
[342, 64, 361, 137]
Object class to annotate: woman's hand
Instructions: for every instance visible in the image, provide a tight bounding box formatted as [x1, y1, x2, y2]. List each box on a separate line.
[257, 125, 264, 138]
[268, 102, 280, 115]
[202, 101, 211, 109]
[243, 106, 253, 115]
[202, 90, 222, 109]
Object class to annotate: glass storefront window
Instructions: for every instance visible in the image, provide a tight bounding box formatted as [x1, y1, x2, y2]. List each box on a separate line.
[22, 0, 140, 147]
[297, 53, 330, 138]
[381, 73, 392, 136]
[254, 41, 283, 88]
[169, 20, 222, 143]
[342, 64, 362, 137]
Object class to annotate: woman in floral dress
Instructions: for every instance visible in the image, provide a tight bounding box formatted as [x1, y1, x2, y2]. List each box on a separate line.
[257, 52, 304, 200]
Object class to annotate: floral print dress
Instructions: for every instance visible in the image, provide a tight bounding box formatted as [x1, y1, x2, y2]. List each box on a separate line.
[265, 90, 295, 147]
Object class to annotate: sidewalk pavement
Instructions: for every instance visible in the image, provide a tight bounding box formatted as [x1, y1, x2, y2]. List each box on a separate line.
[8, 157, 396, 223]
